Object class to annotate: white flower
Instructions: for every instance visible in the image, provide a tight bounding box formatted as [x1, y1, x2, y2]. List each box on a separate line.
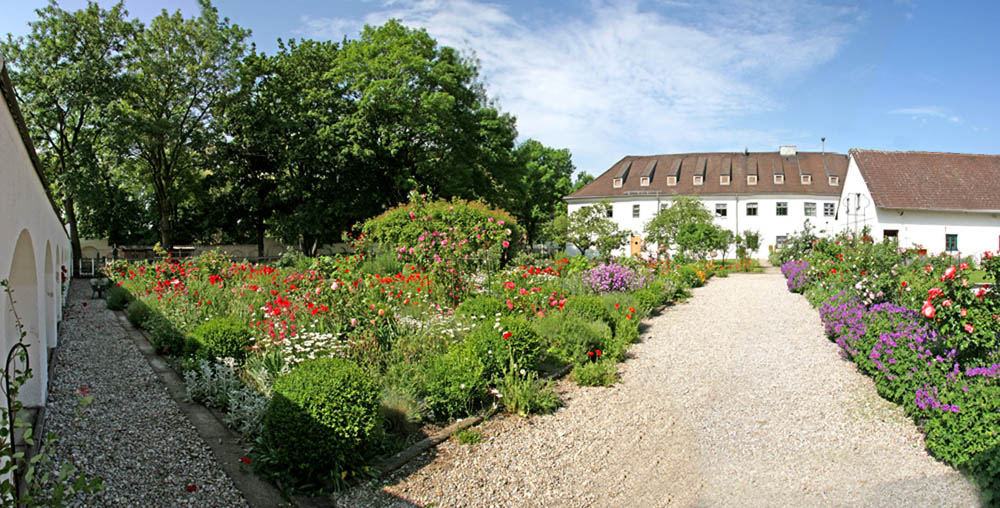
[519, 369, 526, 376]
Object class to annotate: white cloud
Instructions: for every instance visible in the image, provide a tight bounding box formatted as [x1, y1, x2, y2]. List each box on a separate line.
[889, 106, 961, 124]
[297, 0, 857, 174]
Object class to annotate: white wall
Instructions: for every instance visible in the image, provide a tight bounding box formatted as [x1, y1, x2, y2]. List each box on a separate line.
[0, 67, 71, 407]
[840, 154, 1000, 258]
[566, 193, 840, 258]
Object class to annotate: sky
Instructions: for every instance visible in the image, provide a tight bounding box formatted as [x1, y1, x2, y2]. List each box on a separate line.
[2, 0, 998, 177]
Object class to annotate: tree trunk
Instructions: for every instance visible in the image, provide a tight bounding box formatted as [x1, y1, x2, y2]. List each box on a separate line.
[65, 195, 83, 277]
[256, 216, 265, 258]
[158, 199, 173, 251]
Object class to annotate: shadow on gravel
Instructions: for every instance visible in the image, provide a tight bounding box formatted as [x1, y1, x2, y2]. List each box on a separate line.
[333, 449, 441, 507]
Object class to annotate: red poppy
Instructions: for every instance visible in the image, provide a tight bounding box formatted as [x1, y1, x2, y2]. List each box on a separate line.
[240, 456, 252, 465]
[502, 332, 512, 340]
[81, 302, 87, 307]
[185, 485, 197, 492]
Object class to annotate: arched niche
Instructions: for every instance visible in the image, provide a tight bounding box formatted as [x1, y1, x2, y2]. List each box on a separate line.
[4, 229, 47, 407]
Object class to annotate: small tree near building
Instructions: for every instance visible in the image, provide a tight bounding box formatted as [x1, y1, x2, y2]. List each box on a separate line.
[566, 200, 628, 259]
[644, 196, 713, 257]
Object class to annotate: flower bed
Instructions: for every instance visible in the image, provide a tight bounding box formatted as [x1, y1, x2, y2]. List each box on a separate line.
[108, 196, 712, 492]
[776, 231, 1000, 502]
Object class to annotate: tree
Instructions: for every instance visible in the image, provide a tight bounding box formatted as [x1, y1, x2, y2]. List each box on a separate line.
[675, 222, 728, 260]
[538, 213, 569, 255]
[115, 0, 248, 249]
[566, 201, 628, 259]
[571, 173, 594, 193]
[331, 20, 520, 227]
[644, 196, 714, 257]
[510, 139, 575, 245]
[2, 1, 139, 270]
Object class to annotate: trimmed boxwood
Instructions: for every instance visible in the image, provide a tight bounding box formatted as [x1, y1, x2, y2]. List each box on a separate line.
[188, 317, 253, 362]
[464, 315, 544, 381]
[106, 285, 133, 311]
[422, 346, 486, 420]
[260, 357, 381, 483]
[563, 295, 616, 335]
[142, 313, 187, 356]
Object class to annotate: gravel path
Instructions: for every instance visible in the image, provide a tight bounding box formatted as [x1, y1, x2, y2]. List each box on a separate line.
[42, 281, 247, 506]
[337, 270, 980, 507]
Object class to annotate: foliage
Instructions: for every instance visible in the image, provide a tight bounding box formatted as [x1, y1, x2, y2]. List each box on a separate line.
[498, 369, 561, 417]
[565, 201, 629, 259]
[379, 385, 427, 435]
[125, 299, 151, 327]
[644, 196, 713, 257]
[259, 357, 381, 486]
[189, 317, 253, 362]
[533, 311, 611, 365]
[674, 221, 730, 260]
[453, 428, 482, 445]
[183, 357, 243, 410]
[510, 139, 576, 245]
[421, 346, 486, 421]
[455, 295, 506, 320]
[142, 312, 187, 355]
[105, 284, 132, 310]
[572, 360, 617, 387]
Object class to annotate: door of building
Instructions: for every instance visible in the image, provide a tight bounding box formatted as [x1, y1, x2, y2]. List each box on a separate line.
[630, 236, 643, 257]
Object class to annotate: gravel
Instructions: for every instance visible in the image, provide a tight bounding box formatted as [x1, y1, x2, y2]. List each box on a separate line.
[335, 270, 981, 507]
[41, 280, 248, 507]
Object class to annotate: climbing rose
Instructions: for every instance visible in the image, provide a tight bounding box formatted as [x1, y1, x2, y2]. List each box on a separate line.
[964, 323, 975, 333]
[944, 265, 957, 279]
[922, 301, 936, 319]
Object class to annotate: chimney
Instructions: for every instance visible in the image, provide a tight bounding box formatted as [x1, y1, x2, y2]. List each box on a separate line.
[779, 145, 797, 157]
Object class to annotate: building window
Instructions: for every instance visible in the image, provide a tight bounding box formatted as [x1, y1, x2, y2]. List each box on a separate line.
[693, 175, 704, 186]
[884, 229, 899, 241]
[613, 178, 623, 188]
[746, 202, 758, 216]
[720, 175, 730, 185]
[776, 235, 789, 248]
[747, 174, 758, 185]
[632, 204, 640, 218]
[776, 202, 788, 216]
[666, 176, 677, 186]
[606, 205, 613, 218]
[823, 202, 835, 217]
[945, 234, 958, 252]
[804, 202, 816, 216]
[774, 174, 784, 184]
[715, 204, 727, 217]
[640, 177, 650, 187]
[801, 174, 812, 185]
[828, 175, 840, 186]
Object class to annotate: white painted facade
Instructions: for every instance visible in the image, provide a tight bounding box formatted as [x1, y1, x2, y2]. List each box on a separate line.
[1, 55, 72, 407]
[566, 194, 840, 258]
[840, 154, 1000, 258]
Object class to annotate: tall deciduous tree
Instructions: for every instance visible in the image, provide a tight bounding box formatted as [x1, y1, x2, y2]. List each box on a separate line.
[116, 0, 248, 249]
[566, 201, 629, 259]
[2, 1, 138, 271]
[511, 139, 575, 245]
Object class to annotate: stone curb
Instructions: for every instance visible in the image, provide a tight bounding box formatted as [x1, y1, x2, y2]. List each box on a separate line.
[112, 313, 303, 507]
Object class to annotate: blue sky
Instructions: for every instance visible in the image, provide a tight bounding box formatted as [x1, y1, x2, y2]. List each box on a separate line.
[3, 1, 997, 177]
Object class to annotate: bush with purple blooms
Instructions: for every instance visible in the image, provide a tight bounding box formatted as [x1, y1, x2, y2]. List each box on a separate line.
[780, 259, 810, 292]
[582, 262, 650, 294]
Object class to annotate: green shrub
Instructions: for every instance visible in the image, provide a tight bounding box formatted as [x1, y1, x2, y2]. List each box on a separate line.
[498, 316, 543, 373]
[675, 265, 702, 288]
[105, 285, 133, 311]
[462, 316, 542, 383]
[142, 313, 187, 356]
[189, 318, 254, 362]
[358, 251, 403, 278]
[259, 357, 381, 484]
[422, 346, 486, 420]
[125, 300, 152, 328]
[463, 326, 508, 382]
[379, 385, 427, 435]
[533, 311, 611, 365]
[571, 361, 617, 386]
[923, 383, 1000, 501]
[564, 295, 616, 334]
[498, 370, 561, 417]
[456, 295, 507, 320]
[453, 428, 482, 445]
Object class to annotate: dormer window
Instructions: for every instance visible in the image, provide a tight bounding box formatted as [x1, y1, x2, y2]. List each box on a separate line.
[640, 176, 650, 187]
[613, 178, 623, 188]
[774, 174, 784, 184]
[693, 175, 704, 186]
[666, 176, 677, 186]
[828, 175, 840, 186]
[801, 174, 812, 185]
[720, 175, 730, 186]
[747, 175, 758, 186]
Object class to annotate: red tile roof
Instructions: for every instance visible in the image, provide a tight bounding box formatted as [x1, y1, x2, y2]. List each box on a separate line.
[850, 149, 1000, 211]
[566, 151, 847, 199]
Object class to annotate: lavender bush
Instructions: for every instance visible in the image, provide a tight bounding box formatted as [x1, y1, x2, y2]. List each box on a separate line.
[582, 262, 650, 294]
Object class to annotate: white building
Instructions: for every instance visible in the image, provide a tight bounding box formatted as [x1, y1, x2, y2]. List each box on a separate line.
[1, 54, 72, 407]
[840, 149, 1000, 257]
[565, 146, 848, 258]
